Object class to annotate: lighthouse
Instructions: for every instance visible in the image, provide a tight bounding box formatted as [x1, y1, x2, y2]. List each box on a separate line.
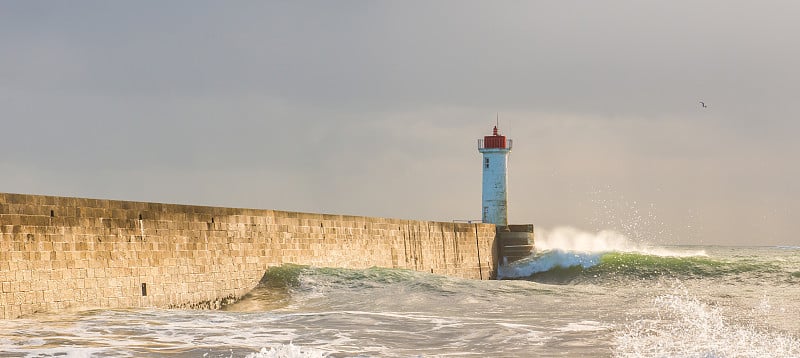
[478, 125, 512, 226]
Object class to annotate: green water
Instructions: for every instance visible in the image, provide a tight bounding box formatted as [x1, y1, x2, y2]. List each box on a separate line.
[2, 246, 800, 357]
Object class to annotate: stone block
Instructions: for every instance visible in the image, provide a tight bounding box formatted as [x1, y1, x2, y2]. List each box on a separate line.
[0, 192, 498, 318]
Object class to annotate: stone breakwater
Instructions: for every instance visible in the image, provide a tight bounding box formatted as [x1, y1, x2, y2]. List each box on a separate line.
[0, 193, 497, 319]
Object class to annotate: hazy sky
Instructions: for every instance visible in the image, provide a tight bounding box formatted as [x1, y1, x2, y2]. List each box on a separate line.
[2, 1, 799, 246]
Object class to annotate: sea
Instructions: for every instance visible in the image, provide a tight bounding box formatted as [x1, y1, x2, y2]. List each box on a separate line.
[2, 228, 800, 358]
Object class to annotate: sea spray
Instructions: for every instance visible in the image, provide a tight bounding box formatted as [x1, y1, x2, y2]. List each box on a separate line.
[534, 227, 632, 253]
[497, 227, 634, 279]
[245, 344, 331, 358]
[498, 228, 744, 280]
[614, 291, 800, 357]
[536, 226, 707, 257]
[502, 251, 785, 281]
[3, 247, 800, 356]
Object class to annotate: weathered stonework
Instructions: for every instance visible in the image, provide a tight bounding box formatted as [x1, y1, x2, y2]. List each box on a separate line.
[0, 193, 497, 319]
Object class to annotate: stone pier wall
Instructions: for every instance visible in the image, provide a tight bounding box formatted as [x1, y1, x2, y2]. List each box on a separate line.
[0, 193, 497, 319]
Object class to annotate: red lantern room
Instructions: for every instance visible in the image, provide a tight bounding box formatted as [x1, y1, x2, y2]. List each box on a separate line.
[482, 126, 507, 149]
[478, 123, 512, 226]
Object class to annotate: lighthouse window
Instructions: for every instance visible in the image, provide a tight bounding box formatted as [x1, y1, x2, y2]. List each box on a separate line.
[484, 158, 490, 168]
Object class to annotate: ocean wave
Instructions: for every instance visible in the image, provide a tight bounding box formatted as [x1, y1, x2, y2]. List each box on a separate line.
[245, 344, 331, 358]
[496, 227, 790, 282]
[231, 264, 460, 312]
[498, 250, 602, 279]
[499, 250, 781, 282]
[534, 226, 708, 257]
[614, 292, 800, 357]
[257, 264, 432, 290]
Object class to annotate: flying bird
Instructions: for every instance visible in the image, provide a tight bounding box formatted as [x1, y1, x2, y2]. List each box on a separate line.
[699, 101, 707, 108]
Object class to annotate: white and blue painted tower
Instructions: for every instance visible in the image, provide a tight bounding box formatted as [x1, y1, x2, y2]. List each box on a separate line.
[478, 126, 512, 226]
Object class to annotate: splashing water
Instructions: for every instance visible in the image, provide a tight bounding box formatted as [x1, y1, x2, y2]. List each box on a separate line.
[244, 344, 330, 358]
[614, 292, 800, 357]
[499, 227, 709, 279]
[586, 186, 678, 244]
[535, 227, 706, 257]
[3, 247, 800, 357]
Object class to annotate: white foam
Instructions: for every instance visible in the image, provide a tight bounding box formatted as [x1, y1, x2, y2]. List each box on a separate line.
[498, 227, 710, 278]
[558, 320, 613, 332]
[536, 226, 707, 257]
[245, 344, 330, 358]
[494, 322, 550, 346]
[15, 347, 108, 358]
[614, 292, 800, 357]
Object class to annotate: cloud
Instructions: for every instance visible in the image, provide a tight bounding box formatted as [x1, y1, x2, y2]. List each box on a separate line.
[1, 1, 799, 245]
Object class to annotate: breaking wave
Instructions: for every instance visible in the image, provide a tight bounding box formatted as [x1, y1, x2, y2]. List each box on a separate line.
[499, 227, 780, 282]
[614, 292, 800, 357]
[532, 226, 707, 257]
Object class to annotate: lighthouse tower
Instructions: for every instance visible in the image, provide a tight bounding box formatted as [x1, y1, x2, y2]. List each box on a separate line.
[478, 126, 512, 226]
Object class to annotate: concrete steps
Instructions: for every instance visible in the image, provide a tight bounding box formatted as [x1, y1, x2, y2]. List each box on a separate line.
[497, 224, 535, 265]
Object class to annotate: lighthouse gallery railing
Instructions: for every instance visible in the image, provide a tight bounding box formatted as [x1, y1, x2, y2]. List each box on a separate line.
[477, 139, 513, 150]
